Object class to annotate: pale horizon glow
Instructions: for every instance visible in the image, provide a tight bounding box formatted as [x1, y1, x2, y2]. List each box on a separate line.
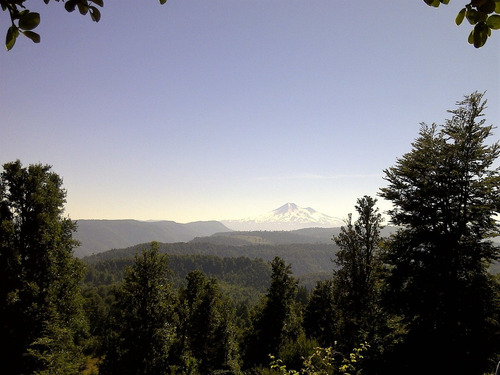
[1, 0, 499, 224]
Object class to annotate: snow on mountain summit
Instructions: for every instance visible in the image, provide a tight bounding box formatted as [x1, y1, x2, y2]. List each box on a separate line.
[222, 203, 343, 231]
[256, 203, 337, 225]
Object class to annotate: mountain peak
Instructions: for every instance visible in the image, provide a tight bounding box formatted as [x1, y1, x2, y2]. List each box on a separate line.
[222, 203, 343, 231]
[274, 202, 299, 214]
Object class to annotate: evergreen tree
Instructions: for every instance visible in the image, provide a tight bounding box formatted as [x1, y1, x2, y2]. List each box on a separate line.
[100, 242, 176, 375]
[379, 92, 500, 375]
[0, 160, 86, 375]
[331, 196, 384, 351]
[303, 279, 336, 347]
[243, 256, 300, 369]
[173, 270, 240, 374]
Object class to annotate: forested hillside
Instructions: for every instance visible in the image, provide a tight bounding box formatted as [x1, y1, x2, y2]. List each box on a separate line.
[83, 241, 338, 277]
[74, 219, 231, 257]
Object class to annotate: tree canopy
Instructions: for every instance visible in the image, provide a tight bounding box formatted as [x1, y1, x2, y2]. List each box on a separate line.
[0, 160, 87, 374]
[379, 92, 500, 374]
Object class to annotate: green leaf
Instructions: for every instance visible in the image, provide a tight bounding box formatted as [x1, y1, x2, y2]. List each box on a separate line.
[18, 12, 40, 31]
[486, 14, 500, 29]
[159, 0, 167, 4]
[5, 25, 18, 50]
[22, 30, 40, 44]
[456, 8, 466, 25]
[496, 1, 500, 13]
[473, 23, 489, 47]
[441, 0, 450, 4]
[468, 29, 475, 44]
[91, 0, 104, 6]
[424, 0, 440, 6]
[466, 9, 478, 24]
[479, 0, 496, 14]
[65, 1, 76, 12]
[89, 6, 101, 22]
[77, 2, 89, 15]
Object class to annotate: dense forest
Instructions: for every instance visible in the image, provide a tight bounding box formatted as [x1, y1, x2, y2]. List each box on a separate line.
[1, 93, 500, 374]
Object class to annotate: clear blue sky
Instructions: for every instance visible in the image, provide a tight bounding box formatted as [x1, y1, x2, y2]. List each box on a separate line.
[1, 0, 499, 223]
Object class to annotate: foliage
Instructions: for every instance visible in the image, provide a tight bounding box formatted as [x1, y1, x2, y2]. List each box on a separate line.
[270, 342, 369, 375]
[100, 242, 176, 375]
[425, 0, 500, 47]
[0, 160, 87, 374]
[84, 241, 337, 277]
[331, 196, 385, 352]
[172, 270, 241, 374]
[303, 279, 337, 347]
[243, 257, 300, 369]
[379, 92, 500, 374]
[1, 0, 168, 50]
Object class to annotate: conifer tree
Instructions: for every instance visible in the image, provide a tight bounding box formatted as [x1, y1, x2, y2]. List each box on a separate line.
[332, 196, 384, 352]
[100, 242, 176, 375]
[379, 92, 500, 375]
[173, 270, 240, 374]
[243, 256, 299, 369]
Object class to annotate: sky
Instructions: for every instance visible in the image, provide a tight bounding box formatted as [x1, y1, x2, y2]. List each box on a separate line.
[1, 0, 499, 223]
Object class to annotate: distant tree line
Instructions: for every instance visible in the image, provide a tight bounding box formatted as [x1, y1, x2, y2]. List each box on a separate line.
[84, 241, 337, 277]
[1, 92, 499, 374]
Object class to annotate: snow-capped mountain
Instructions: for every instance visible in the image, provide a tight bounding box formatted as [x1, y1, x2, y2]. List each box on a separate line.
[222, 203, 343, 231]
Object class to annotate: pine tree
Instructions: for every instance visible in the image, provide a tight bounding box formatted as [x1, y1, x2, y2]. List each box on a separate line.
[0, 160, 86, 375]
[379, 92, 500, 374]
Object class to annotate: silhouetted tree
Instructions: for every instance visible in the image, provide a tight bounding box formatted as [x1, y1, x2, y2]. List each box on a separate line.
[332, 196, 384, 351]
[379, 92, 500, 375]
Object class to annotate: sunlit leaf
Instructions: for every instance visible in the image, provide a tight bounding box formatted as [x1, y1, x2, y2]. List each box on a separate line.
[486, 14, 500, 29]
[22, 30, 40, 43]
[456, 8, 466, 25]
[496, 1, 500, 13]
[468, 29, 475, 44]
[89, 6, 101, 22]
[5, 25, 18, 51]
[19, 12, 40, 31]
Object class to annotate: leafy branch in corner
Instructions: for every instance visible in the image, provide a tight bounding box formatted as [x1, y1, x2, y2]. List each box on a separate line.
[424, 0, 500, 47]
[1, 0, 167, 50]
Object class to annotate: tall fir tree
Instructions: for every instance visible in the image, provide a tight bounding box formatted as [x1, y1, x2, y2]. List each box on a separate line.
[0, 160, 86, 375]
[379, 92, 500, 375]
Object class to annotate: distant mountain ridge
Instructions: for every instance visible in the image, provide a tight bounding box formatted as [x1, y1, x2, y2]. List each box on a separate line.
[73, 219, 231, 258]
[222, 203, 343, 231]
